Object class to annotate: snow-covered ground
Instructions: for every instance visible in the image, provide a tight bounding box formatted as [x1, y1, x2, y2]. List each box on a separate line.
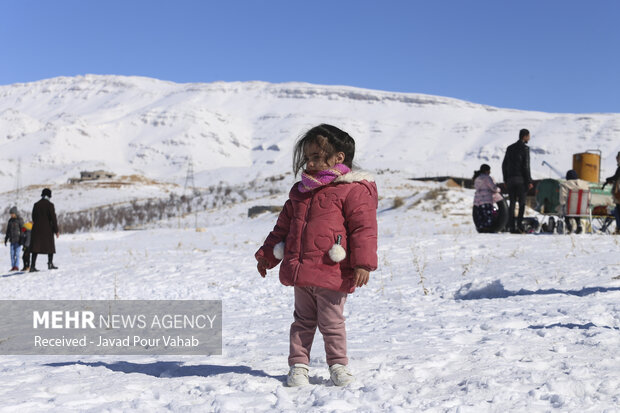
[1, 173, 619, 412]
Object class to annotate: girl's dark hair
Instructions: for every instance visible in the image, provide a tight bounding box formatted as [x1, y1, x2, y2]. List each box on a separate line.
[292, 124, 355, 176]
[473, 163, 491, 180]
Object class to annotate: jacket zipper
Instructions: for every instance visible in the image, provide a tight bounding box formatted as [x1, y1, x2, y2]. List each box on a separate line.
[293, 191, 315, 285]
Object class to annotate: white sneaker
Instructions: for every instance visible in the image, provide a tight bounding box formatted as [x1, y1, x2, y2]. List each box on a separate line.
[286, 363, 310, 387]
[329, 363, 354, 386]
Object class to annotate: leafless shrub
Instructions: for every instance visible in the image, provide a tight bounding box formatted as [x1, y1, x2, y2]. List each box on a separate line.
[412, 248, 429, 295]
[248, 205, 283, 218]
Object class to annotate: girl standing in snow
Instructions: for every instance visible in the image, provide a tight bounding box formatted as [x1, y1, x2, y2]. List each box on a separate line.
[473, 164, 502, 232]
[255, 124, 378, 387]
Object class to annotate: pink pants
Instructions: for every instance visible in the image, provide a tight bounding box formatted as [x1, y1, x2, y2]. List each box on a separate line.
[288, 286, 348, 367]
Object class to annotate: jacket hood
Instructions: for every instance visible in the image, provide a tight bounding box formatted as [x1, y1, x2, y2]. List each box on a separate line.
[333, 170, 375, 184]
[290, 170, 375, 200]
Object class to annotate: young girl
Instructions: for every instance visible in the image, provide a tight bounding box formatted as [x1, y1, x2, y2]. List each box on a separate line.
[472, 164, 502, 233]
[255, 124, 378, 387]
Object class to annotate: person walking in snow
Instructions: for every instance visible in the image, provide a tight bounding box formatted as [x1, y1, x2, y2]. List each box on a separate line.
[602, 151, 620, 234]
[4, 207, 24, 272]
[502, 128, 533, 233]
[30, 188, 59, 272]
[472, 164, 502, 232]
[255, 124, 378, 387]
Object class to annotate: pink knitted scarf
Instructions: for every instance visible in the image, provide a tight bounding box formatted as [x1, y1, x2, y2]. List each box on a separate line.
[298, 164, 351, 193]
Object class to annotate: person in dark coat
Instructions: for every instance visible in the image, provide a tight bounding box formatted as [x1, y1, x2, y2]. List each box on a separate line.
[4, 206, 24, 271]
[602, 151, 620, 234]
[502, 129, 533, 233]
[30, 188, 59, 272]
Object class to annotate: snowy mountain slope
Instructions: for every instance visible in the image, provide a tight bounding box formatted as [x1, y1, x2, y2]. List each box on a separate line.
[1, 75, 619, 195]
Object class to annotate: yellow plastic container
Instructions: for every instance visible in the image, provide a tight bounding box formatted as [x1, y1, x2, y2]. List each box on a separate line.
[573, 151, 601, 183]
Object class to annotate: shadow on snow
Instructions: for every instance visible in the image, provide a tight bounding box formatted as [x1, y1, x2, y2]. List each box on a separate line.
[528, 322, 620, 330]
[45, 360, 286, 381]
[455, 279, 620, 300]
[1, 271, 26, 278]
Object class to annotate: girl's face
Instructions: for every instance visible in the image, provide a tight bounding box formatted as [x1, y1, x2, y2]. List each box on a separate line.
[303, 142, 344, 174]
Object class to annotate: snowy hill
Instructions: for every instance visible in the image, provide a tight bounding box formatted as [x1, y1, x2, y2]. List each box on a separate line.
[1, 74, 619, 196]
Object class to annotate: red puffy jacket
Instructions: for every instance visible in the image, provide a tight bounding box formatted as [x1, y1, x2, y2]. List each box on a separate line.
[255, 170, 378, 293]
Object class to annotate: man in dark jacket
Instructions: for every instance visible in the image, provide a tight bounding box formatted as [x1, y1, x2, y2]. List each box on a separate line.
[502, 129, 533, 233]
[30, 188, 59, 272]
[602, 151, 620, 234]
[4, 207, 24, 271]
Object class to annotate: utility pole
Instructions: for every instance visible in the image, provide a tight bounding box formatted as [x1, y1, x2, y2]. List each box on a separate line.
[183, 156, 198, 229]
[184, 156, 196, 194]
[15, 158, 22, 210]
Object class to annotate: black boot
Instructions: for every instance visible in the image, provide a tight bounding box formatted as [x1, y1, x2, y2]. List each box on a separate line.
[48, 254, 58, 270]
[30, 254, 38, 272]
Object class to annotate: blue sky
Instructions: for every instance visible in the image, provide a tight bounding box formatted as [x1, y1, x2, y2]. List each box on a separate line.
[1, 0, 619, 113]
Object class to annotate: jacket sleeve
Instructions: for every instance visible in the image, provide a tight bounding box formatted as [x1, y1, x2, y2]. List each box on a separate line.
[49, 203, 59, 234]
[255, 199, 292, 269]
[522, 146, 532, 185]
[606, 166, 620, 184]
[501, 150, 509, 183]
[18, 218, 24, 244]
[485, 176, 499, 192]
[4, 222, 8, 243]
[343, 183, 378, 272]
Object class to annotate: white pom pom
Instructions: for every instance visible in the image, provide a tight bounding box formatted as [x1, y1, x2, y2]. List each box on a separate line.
[328, 244, 346, 263]
[273, 242, 285, 260]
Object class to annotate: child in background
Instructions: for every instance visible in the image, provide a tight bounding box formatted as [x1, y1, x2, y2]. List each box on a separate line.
[21, 221, 32, 271]
[472, 164, 502, 232]
[255, 124, 378, 387]
[4, 207, 24, 272]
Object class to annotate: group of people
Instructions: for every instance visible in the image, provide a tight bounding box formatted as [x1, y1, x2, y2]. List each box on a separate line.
[473, 128, 620, 234]
[472, 128, 532, 233]
[4, 188, 59, 273]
